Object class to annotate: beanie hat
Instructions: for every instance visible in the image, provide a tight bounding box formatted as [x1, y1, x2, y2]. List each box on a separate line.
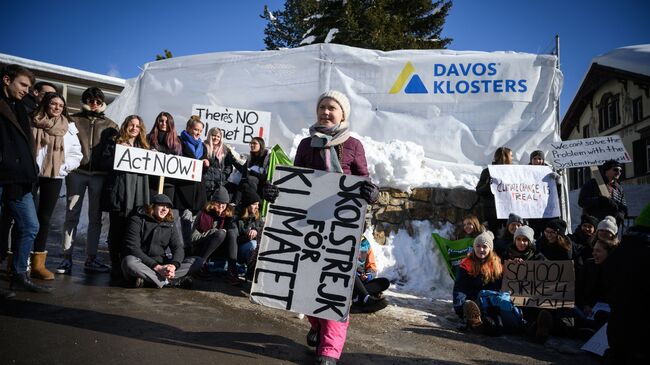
[359, 237, 371, 252]
[597, 216, 618, 236]
[240, 186, 261, 207]
[514, 225, 535, 246]
[151, 194, 173, 207]
[507, 213, 525, 226]
[636, 203, 650, 228]
[580, 214, 599, 228]
[601, 159, 622, 171]
[473, 231, 495, 252]
[210, 186, 230, 203]
[318, 90, 351, 121]
[529, 150, 545, 163]
[545, 219, 567, 234]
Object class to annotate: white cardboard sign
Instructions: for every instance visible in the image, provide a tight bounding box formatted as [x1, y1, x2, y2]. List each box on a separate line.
[547, 135, 631, 169]
[113, 144, 203, 182]
[489, 165, 560, 219]
[191, 104, 271, 149]
[250, 165, 368, 321]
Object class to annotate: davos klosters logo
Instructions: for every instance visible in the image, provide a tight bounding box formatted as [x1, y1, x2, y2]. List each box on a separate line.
[389, 61, 528, 95]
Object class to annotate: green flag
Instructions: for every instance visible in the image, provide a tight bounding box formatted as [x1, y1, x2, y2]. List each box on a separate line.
[432, 233, 474, 280]
[262, 144, 293, 217]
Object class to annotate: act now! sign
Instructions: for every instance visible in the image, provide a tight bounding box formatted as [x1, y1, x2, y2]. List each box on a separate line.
[547, 135, 631, 169]
[192, 104, 271, 149]
[113, 145, 203, 182]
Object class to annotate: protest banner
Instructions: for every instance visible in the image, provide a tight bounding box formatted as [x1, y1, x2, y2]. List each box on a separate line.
[547, 135, 631, 169]
[192, 104, 271, 149]
[432, 233, 473, 280]
[489, 165, 560, 219]
[501, 260, 574, 308]
[113, 144, 203, 182]
[250, 165, 368, 321]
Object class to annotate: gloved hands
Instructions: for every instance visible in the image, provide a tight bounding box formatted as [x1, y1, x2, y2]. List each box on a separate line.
[262, 182, 280, 203]
[490, 177, 502, 186]
[360, 180, 379, 204]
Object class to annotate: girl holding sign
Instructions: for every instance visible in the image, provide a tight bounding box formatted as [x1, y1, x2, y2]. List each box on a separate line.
[103, 115, 150, 278]
[475, 147, 513, 234]
[147, 112, 182, 200]
[290, 90, 379, 365]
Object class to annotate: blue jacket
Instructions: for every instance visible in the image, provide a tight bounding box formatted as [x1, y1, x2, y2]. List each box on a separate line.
[452, 257, 502, 317]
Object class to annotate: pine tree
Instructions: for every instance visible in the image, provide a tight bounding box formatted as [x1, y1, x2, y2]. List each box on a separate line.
[261, 0, 453, 51]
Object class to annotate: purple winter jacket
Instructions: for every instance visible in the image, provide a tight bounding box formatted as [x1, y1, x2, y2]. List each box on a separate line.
[294, 136, 369, 177]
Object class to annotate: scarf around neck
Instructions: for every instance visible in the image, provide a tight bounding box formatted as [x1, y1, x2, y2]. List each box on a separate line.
[180, 130, 204, 159]
[308, 120, 350, 173]
[32, 113, 69, 178]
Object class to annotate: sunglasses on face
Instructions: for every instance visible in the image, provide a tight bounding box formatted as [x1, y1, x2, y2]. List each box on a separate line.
[87, 99, 103, 105]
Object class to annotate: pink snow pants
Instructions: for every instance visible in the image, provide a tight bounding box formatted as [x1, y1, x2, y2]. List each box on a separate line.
[307, 315, 349, 360]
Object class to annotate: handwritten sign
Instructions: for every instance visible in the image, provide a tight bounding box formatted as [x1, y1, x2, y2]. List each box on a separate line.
[113, 144, 203, 182]
[489, 165, 560, 219]
[547, 135, 631, 169]
[250, 165, 368, 321]
[501, 260, 574, 308]
[192, 104, 271, 149]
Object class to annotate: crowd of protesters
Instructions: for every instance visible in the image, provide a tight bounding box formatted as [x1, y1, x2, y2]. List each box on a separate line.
[1, 63, 647, 364]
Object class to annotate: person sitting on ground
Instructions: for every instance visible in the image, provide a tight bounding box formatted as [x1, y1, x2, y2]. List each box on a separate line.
[351, 236, 389, 313]
[190, 186, 243, 285]
[493, 213, 525, 259]
[575, 239, 618, 331]
[536, 219, 574, 261]
[234, 186, 264, 279]
[121, 194, 199, 288]
[452, 231, 503, 331]
[502, 225, 552, 343]
[459, 215, 486, 239]
[569, 215, 599, 261]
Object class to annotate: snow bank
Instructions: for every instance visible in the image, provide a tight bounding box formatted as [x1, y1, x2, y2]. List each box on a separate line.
[365, 221, 456, 300]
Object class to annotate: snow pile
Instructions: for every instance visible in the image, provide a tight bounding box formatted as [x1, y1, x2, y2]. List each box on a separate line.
[365, 221, 455, 300]
[593, 44, 650, 76]
[289, 129, 480, 192]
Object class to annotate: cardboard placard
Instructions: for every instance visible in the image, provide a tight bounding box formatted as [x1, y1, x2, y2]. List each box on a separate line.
[501, 260, 574, 308]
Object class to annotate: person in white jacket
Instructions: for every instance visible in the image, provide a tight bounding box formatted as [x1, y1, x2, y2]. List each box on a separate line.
[29, 92, 82, 279]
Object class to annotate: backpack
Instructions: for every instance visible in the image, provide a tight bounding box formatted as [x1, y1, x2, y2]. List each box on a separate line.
[477, 290, 524, 335]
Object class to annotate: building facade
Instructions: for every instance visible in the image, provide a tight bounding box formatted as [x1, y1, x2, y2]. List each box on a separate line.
[561, 45, 650, 190]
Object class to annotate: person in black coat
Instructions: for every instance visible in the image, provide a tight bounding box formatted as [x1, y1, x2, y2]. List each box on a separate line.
[121, 194, 200, 288]
[578, 159, 627, 226]
[494, 213, 525, 259]
[0, 64, 51, 294]
[604, 204, 650, 364]
[536, 219, 575, 261]
[147, 112, 182, 200]
[475, 147, 512, 233]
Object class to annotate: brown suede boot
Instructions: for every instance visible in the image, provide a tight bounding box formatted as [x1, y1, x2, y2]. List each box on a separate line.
[463, 300, 483, 329]
[31, 251, 55, 280]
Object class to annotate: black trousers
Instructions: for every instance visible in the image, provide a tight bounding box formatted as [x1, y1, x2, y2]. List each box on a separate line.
[33, 177, 63, 252]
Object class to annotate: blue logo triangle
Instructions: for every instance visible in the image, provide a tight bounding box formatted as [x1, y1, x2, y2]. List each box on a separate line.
[404, 74, 428, 94]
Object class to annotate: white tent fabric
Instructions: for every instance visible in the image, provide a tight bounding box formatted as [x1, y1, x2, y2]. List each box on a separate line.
[106, 43, 562, 183]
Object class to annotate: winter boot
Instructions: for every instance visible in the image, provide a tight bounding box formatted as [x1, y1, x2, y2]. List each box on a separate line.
[10, 272, 53, 293]
[463, 300, 483, 329]
[306, 327, 319, 347]
[226, 267, 245, 286]
[30, 251, 55, 280]
[534, 310, 554, 344]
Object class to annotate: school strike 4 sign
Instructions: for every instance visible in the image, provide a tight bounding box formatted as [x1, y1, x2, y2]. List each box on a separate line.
[488, 165, 560, 219]
[501, 260, 575, 309]
[113, 145, 203, 182]
[250, 166, 368, 322]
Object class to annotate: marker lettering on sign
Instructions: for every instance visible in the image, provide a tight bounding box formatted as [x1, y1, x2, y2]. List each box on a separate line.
[274, 166, 314, 195]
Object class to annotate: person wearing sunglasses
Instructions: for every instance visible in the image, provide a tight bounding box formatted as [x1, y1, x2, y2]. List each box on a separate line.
[578, 159, 627, 229]
[57, 87, 118, 275]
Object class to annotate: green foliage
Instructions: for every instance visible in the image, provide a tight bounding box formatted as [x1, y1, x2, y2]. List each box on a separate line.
[155, 49, 174, 61]
[261, 0, 453, 51]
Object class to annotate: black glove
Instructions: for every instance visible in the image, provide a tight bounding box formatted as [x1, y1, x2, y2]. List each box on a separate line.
[360, 180, 379, 204]
[262, 182, 279, 204]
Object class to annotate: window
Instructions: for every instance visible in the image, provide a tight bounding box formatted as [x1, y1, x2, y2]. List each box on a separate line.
[598, 93, 620, 131]
[632, 97, 643, 123]
[633, 137, 650, 176]
[582, 124, 590, 138]
[570, 166, 590, 190]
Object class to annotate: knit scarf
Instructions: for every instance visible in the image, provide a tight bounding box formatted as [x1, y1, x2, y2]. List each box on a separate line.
[197, 210, 224, 233]
[308, 120, 350, 173]
[180, 130, 204, 159]
[507, 245, 536, 261]
[32, 113, 68, 178]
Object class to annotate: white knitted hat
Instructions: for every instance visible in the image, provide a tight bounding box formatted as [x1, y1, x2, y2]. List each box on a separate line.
[597, 216, 618, 236]
[318, 90, 351, 121]
[473, 231, 495, 251]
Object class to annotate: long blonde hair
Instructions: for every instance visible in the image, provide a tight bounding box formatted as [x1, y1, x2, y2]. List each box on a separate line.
[467, 250, 503, 285]
[117, 115, 149, 148]
[204, 127, 225, 160]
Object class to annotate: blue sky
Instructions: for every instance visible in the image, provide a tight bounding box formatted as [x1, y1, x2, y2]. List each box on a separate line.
[1, 0, 647, 118]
